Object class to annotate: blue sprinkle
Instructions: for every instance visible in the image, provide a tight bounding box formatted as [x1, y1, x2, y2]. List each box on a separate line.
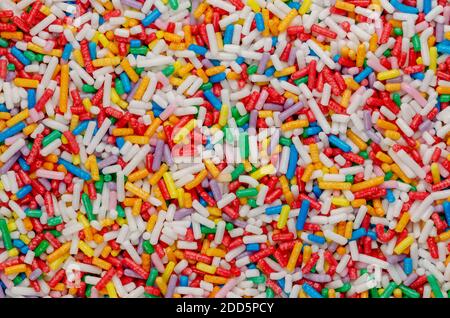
[443, 201, 450, 225]
[404, 258, 413, 275]
[73, 120, 89, 136]
[58, 158, 91, 181]
[264, 66, 276, 77]
[88, 42, 97, 60]
[62, 43, 73, 61]
[203, 90, 222, 110]
[11, 47, 30, 66]
[302, 283, 323, 298]
[304, 126, 322, 136]
[328, 135, 352, 152]
[18, 157, 30, 172]
[308, 234, 326, 244]
[235, 57, 245, 65]
[142, 9, 161, 27]
[120, 72, 132, 93]
[16, 185, 32, 199]
[266, 205, 283, 215]
[13, 239, 25, 248]
[27, 89, 36, 109]
[209, 72, 226, 83]
[130, 39, 142, 48]
[246, 243, 260, 251]
[224, 25, 234, 45]
[296, 199, 310, 230]
[255, 13, 265, 32]
[390, 0, 419, 13]
[354, 66, 373, 83]
[423, 0, 431, 14]
[0, 122, 26, 143]
[312, 184, 322, 199]
[386, 189, 395, 203]
[179, 275, 189, 287]
[188, 44, 207, 56]
[350, 228, 367, 241]
[366, 230, 377, 241]
[116, 137, 125, 149]
[286, 144, 298, 180]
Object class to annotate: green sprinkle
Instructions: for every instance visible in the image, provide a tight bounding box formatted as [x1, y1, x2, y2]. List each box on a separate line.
[82, 193, 95, 221]
[42, 130, 62, 147]
[7, 63, 15, 71]
[427, 275, 444, 298]
[239, 132, 249, 159]
[279, 136, 292, 146]
[398, 284, 420, 298]
[143, 241, 155, 254]
[23, 51, 36, 61]
[392, 93, 401, 106]
[200, 82, 213, 91]
[236, 113, 250, 126]
[82, 84, 97, 93]
[236, 188, 258, 198]
[359, 151, 369, 159]
[162, 65, 175, 76]
[440, 94, 450, 103]
[146, 268, 159, 286]
[0, 219, 13, 250]
[393, 27, 403, 36]
[231, 163, 245, 181]
[225, 223, 234, 231]
[247, 198, 258, 208]
[294, 76, 308, 85]
[411, 34, 421, 52]
[115, 78, 125, 95]
[0, 38, 8, 48]
[249, 275, 265, 284]
[380, 282, 397, 298]
[34, 240, 50, 257]
[384, 171, 394, 181]
[266, 287, 274, 298]
[336, 282, 351, 293]
[345, 175, 354, 183]
[201, 225, 216, 234]
[25, 209, 43, 218]
[247, 64, 258, 75]
[116, 205, 126, 218]
[129, 46, 148, 55]
[47, 216, 63, 227]
[321, 287, 329, 298]
[168, 0, 179, 10]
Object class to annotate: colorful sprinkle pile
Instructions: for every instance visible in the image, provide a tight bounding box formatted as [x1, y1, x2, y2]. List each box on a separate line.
[0, 0, 450, 299]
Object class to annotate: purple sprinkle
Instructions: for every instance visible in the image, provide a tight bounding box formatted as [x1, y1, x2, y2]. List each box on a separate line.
[403, 273, 418, 287]
[257, 53, 270, 74]
[107, 182, 117, 191]
[363, 110, 372, 131]
[288, 47, 298, 66]
[38, 178, 52, 191]
[386, 254, 406, 264]
[209, 179, 222, 201]
[124, 269, 143, 279]
[163, 144, 174, 166]
[152, 139, 164, 171]
[173, 208, 194, 220]
[97, 155, 118, 169]
[121, 0, 143, 9]
[279, 101, 303, 122]
[165, 274, 178, 298]
[126, 79, 142, 102]
[303, 273, 332, 283]
[0, 152, 20, 175]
